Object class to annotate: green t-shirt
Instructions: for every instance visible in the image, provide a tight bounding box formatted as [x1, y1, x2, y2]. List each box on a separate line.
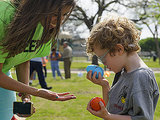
[0, 0, 51, 73]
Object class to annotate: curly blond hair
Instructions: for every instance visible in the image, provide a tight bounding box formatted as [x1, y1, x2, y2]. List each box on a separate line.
[86, 14, 141, 55]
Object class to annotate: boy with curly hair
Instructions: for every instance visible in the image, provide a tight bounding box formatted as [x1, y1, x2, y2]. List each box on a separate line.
[86, 14, 159, 120]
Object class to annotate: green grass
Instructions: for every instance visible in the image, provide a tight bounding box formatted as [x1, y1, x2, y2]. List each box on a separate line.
[12, 72, 160, 120]
[48, 60, 106, 70]
[142, 58, 160, 68]
[11, 57, 160, 119]
[15, 73, 104, 120]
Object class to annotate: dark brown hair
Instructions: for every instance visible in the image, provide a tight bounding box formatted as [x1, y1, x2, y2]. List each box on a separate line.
[1, 0, 75, 58]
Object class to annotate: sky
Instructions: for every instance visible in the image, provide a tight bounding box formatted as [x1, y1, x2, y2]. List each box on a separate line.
[140, 25, 154, 39]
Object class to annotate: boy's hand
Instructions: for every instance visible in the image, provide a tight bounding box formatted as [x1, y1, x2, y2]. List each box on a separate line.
[86, 70, 110, 88]
[87, 100, 109, 119]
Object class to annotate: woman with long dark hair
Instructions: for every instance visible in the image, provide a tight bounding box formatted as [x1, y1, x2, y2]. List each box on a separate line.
[0, 0, 76, 119]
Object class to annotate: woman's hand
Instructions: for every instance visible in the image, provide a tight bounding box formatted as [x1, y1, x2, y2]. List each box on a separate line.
[37, 89, 76, 101]
[87, 99, 109, 119]
[20, 93, 31, 101]
[86, 70, 110, 88]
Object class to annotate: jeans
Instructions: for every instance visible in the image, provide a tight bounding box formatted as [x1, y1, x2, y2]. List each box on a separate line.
[51, 60, 61, 78]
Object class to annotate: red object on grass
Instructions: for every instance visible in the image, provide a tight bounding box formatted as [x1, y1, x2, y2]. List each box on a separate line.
[11, 115, 18, 120]
[90, 97, 106, 111]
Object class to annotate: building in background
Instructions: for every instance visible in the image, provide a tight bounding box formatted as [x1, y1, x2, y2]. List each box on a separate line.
[57, 31, 87, 57]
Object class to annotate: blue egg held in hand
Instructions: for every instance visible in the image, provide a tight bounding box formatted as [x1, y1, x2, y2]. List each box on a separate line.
[86, 65, 104, 79]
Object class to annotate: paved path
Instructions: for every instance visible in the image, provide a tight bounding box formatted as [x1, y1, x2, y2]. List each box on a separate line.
[151, 68, 160, 73]
[47, 68, 160, 74]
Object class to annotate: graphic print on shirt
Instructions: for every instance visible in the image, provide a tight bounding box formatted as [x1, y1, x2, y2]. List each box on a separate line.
[118, 86, 128, 104]
[114, 86, 128, 111]
[24, 40, 38, 52]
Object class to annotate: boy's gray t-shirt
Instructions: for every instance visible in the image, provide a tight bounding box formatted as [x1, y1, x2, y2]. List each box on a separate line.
[107, 67, 159, 120]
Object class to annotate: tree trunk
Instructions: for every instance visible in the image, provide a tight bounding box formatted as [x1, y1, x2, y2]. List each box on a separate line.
[154, 37, 160, 64]
[154, 25, 160, 64]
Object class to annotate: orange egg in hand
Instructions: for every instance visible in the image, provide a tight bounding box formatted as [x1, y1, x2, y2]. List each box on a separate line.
[90, 97, 106, 111]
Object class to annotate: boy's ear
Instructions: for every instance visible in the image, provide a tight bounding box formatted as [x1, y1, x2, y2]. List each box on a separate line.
[116, 44, 124, 55]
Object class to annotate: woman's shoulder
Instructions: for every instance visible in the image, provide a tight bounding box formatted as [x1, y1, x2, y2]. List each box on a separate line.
[0, 0, 15, 20]
[0, 0, 15, 10]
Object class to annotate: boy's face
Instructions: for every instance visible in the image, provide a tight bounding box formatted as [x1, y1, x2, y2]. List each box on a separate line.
[94, 45, 125, 73]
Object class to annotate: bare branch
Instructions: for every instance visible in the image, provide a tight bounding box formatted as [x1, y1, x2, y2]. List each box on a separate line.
[104, 0, 119, 8]
[76, 5, 88, 19]
[143, 21, 154, 36]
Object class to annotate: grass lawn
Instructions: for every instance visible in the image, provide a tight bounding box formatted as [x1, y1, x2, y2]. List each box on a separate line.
[12, 72, 160, 120]
[142, 58, 160, 68]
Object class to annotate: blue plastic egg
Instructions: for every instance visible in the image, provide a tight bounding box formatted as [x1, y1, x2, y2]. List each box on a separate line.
[86, 65, 104, 79]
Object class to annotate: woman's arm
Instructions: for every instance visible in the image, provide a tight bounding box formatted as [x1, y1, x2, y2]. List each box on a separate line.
[15, 60, 32, 101]
[0, 63, 76, 101]
[0, 63, 38, 95]
[15, 60, 30, 85]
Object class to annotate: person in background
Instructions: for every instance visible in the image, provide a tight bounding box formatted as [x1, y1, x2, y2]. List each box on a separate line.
[49, 48, 64, 79]
[0, 0, 76, 119]
[92, 55, 99, 66]
[63, 41, 72, 79]
[30, 70, 36, 85]
[86, 14, 159, 120]
[151, 51, 157, 62]
[30, 57, 52, 89]
[42, 56, 48, 78]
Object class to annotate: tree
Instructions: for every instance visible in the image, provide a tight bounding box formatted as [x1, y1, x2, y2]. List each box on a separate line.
[139, 37, 160, 52]
[111, 0, 160, 63]
[129, 0, 160, 63]
[70, 0, 122, 31]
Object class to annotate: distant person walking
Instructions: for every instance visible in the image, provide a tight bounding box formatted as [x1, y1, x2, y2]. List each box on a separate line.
[63, 42, 72, 79]
[30, 57, 52, 90]
[92, 55, 99, 66]
[49, 48, 64, 79]
[42, 56, 48, 78]
[152, 52, 157, 62]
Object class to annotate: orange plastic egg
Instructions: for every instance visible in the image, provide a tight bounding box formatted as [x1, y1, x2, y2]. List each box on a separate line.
[90, 97, 106, 111]
[104, 71, 110, 77]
